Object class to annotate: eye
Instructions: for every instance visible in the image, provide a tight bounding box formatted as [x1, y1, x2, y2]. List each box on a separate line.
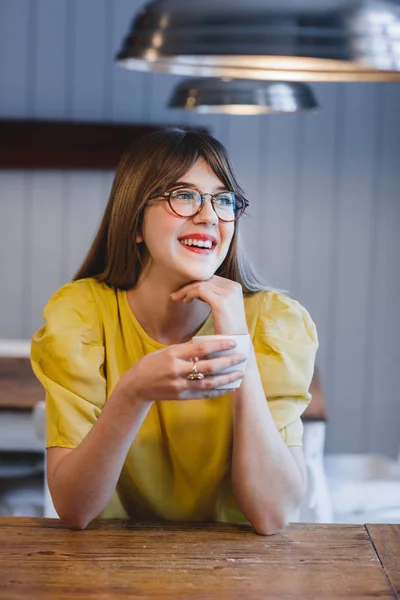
[172, 189, 198, 202]
[215, 193, 235, 206]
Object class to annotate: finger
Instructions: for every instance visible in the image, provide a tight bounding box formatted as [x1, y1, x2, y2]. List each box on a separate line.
[186, 369, 244, 392]
[170, 282, 202, 300]
[171, 280, 219, 301]
[171, 277, 234, 301]
[180, 388, 237, 400]
[182, 286, 219, 304]
[172, 283, 215, 302]
[195, 353, 247, 375]
[176, 338, 237, 360]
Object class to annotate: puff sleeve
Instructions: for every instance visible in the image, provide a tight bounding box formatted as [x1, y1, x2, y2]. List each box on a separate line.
[254, 291, 319, 446]
[30, 281, 106, 449]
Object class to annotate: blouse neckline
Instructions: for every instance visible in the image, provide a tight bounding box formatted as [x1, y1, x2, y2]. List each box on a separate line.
[120, 290, 213, 349]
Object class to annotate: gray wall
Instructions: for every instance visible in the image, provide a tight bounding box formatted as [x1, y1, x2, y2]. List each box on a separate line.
[1, 0, 399, 457]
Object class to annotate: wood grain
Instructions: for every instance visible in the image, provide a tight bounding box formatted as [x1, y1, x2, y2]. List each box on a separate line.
[366, 524, 400, 598]
[0, 518, 396, 599]
[0, 357, 44, 410]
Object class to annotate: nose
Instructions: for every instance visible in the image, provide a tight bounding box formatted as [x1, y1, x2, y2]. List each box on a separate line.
[192, 194, 218, 225]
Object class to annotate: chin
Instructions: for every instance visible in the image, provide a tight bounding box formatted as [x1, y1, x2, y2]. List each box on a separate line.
[180, 267, 216, 283]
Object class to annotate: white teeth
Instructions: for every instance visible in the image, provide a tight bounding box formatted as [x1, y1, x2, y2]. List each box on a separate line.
[180, 238, 213, 249]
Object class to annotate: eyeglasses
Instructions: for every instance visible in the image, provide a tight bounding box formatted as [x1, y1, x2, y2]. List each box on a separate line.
[148, 186, 250, 222]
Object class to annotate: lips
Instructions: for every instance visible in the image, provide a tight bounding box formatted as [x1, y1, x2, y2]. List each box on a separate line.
[178, 240, 215, 254]
[178, 233, 218, 248]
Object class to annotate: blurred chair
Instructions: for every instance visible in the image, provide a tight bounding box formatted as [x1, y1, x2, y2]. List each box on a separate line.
[0, 344, 48, 517]
[33, 401, 58, 518]
[297, 368, 333, 523]
[0, 453, 44, 517]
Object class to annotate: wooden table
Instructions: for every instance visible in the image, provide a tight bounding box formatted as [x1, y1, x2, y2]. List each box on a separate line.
[0, 518, 399, 599]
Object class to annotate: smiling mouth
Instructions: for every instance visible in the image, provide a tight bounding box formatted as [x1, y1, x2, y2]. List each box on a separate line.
[178, 239, 216, 254]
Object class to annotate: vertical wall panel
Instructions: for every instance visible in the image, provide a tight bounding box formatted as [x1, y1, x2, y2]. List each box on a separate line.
[367, 84, 400, 457]
[226, 116, 266, 274]
[111, 0, 148, 122]
[0, 0, 32, 116]
[0, 172, 27, 338]
[1, 0, 36, 343]
[0, 3, 5, 111]
[70, 0, 108, 120]
[325, 84, 379, 453]
[258, 113, 300, 290]
[291, 84, 340, 390]
[28, 172, 66, 334]
[33, 0, 69, 118]
[64, 172, 108, 282]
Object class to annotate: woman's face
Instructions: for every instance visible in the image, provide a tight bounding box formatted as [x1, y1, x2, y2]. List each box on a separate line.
[138, 158, 235, 287]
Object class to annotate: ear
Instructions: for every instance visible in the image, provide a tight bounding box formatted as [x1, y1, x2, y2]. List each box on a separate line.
[135, 226, 144, 244]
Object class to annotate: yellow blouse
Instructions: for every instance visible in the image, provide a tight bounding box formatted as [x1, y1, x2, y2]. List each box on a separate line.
[31, 278, 318, 523]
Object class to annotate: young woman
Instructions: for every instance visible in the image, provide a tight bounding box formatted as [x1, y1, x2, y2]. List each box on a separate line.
[31, 127, 318, 534]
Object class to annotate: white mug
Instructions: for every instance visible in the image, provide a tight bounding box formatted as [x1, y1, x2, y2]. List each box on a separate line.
[191, 333, 250, 390]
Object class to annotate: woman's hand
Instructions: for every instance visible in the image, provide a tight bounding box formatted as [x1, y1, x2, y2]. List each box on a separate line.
[170, 275, 248, 335]
[116, 338, 247, 404]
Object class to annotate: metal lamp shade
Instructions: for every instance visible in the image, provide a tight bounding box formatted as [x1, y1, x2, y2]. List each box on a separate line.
[167, 79, 319, 114]
[116, 0, 400, 82]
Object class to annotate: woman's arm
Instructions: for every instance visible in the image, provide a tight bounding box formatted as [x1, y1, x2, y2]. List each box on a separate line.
[47, 338, 244, 529]
[47, 389, 151, 529]
[169, 278, 311, 535]
[231, 345, 307, 536]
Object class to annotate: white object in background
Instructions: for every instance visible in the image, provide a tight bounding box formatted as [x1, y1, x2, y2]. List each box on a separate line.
[297, 421, 333, 523]
[33, 401, 59, 519]
[0, 339, 31, 357]
[32, 401, 46, 442]
[0, 412, 43, 452]
[324, 453, 400, 524]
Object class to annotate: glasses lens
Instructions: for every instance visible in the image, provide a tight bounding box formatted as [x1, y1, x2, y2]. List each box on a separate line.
[169, 188, 201, 217]
[213, 192, 244, 221]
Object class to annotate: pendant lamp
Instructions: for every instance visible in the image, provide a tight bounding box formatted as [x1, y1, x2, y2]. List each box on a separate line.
[116, 0, 400, 82]
[167, 78, 319, 114]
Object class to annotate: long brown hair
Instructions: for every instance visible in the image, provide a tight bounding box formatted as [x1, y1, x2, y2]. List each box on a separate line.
[74, 127, 276, 294]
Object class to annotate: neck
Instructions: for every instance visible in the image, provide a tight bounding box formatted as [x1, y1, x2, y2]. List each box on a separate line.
[126, 271, 211, 346]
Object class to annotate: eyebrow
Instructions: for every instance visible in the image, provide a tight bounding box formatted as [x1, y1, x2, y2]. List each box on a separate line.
[173, 181, 227, 191]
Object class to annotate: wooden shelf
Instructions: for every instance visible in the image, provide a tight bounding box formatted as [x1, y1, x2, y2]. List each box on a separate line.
[0, 119, 203, 170]
[0, 357, 44, 410]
